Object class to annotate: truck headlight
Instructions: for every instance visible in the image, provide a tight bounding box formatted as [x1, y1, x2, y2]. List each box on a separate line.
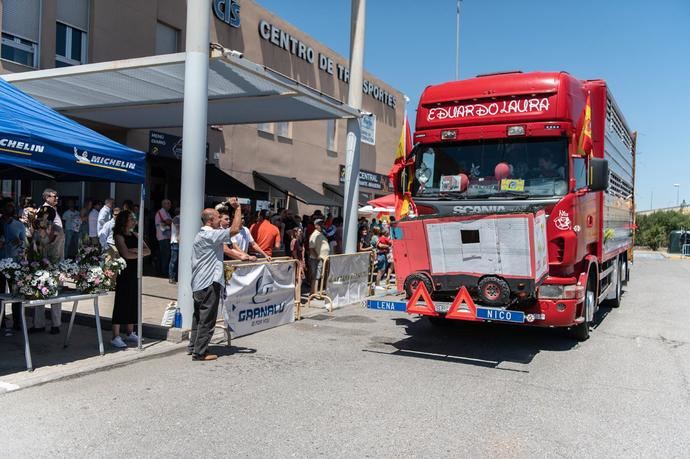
[538, 285, 564, 299]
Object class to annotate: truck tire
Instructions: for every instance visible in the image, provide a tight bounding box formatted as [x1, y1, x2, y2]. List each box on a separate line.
[622, 257, 630, 285]
[477, 276, 511, 306]
[568, 272, 595, 341]
[404, 273, 433, 299]
[603, 258, 622, 308]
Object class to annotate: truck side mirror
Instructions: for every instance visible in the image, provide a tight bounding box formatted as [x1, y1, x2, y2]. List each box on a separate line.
[589, 158, 609, 192]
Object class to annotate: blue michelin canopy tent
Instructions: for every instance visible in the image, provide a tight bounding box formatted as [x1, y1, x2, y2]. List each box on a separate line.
[0, 77, 145, 183]
[0, 76, 147, 350]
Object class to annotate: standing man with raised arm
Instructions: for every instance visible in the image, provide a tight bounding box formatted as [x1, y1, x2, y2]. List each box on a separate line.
[188, 197, 242, 361]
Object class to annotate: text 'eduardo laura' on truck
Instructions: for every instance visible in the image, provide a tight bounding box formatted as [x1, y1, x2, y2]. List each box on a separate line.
[390, 71, 635, 341]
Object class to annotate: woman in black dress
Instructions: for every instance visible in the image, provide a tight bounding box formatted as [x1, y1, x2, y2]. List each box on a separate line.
[111, 210, 150, 348]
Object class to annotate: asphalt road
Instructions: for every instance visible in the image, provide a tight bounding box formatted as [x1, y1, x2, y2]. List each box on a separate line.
[2, 254, 689, 458]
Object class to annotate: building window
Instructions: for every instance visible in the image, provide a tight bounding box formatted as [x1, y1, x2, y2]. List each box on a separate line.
[1, 33, 38, 67]
[55, 0, 88, 67]
[1, 0, 41, 67]
[326, 119, 337, 151]
[155, 22, 179, 55]
[257, 123, 274, 134]
[55, 22, 87, 67]
[276, 122, 291, 139]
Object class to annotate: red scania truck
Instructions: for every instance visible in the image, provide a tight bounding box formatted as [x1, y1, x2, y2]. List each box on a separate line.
[391, 71, 635, 340]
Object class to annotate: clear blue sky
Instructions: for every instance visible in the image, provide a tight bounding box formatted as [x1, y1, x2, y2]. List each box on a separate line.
[257, 0, 690, 210]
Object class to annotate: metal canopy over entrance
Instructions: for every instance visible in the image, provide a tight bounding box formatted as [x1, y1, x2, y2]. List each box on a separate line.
[323, 183, 370, 206]
[1, 52, 360, 128]
[254, 172, 340, 207]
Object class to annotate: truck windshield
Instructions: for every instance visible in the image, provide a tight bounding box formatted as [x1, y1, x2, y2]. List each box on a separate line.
[412, 137, 568, 199]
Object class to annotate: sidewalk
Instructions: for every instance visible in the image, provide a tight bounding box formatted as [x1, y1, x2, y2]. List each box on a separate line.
[0, 276, 376, 394]
[0, 323, 186, 394]
[69, 276, 179, 326]
[634, 248, 689, 260]
[0, 277, 182, 395]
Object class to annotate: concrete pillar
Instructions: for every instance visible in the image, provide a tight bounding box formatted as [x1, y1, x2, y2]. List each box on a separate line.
[343, 0, 366, 254]
[177, 0, 210, 327]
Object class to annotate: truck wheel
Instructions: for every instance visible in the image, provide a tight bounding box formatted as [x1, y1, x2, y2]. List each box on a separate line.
[621, 257, 630, 285]
[404, 273, 433, 299]
[569, 274, 595, 341]
[477, 276, 510, 306]
[603, 259, 622, 308]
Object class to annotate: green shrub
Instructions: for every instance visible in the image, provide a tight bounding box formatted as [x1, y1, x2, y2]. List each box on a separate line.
[635, 210, 690, 250]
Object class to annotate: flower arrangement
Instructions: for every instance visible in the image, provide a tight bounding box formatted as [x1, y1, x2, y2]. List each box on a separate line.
[0, 242, 127, 299]
[70, 243, 126, 293]
[75, 243, 103, 267]
[18, 269, 59, 300]
[75, 265, 111, 293]
[0, 258, 24, 283]
[0, 257, 59, 300]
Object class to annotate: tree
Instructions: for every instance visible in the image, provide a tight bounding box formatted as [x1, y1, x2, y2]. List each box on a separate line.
[635, 210, 690, 250]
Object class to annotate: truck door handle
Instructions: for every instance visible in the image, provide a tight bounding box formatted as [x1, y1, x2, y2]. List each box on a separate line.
[587, 215, 594, 227]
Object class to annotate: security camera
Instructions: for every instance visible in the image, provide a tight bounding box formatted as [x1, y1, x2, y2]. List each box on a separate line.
[225, 49, 243, 59]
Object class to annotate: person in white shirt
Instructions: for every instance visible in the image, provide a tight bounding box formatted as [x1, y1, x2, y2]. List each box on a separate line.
[169, 209, 180, 284]
[188, 199, 241, 361]
[32, 189, 65, 334]
[155, 199, 173, 277]
[98, 207, 120, 253]
[62, 200, 81, 259]
[88, 201, 102, 245]
[231, 214, 271, 261]
[97, 198, 114, 235]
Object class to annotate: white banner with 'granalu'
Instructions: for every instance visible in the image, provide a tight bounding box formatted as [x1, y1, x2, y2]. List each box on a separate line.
[223, 261, 295, 338]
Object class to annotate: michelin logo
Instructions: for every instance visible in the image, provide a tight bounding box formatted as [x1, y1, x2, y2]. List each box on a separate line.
[74, 147, 136, 171]
[0, 138, 44, 153]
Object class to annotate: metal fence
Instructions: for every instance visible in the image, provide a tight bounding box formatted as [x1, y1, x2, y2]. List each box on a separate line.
[306, 252, 377, 312]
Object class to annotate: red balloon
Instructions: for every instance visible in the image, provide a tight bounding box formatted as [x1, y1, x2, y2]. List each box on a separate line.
[495, 162, 511, 180]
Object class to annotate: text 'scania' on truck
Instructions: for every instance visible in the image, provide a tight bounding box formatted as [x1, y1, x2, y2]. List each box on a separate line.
[390, 71, 635, 341]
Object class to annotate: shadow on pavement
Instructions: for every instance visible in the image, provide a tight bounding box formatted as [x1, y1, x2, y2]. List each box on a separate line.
[209, 345, 257, 357]
[0, 323, 157, 376]
[364, 313, 600, 370]
[364, 284, 623, 370]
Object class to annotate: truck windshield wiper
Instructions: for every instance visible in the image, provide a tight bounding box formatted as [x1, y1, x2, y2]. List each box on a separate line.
[475, 191, 530, 199]
[417, 191, 471, 200]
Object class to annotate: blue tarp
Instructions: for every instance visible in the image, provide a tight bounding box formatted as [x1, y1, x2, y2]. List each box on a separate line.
[0, 77, 145, 184]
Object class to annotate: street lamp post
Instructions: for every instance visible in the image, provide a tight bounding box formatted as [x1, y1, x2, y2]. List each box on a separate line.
[455, 0, 462, 80]
[674, 184, 680, 207]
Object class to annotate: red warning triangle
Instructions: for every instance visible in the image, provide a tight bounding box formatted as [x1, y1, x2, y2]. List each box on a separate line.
[406, 282, 438, 316]
[445, 286, 478, 320]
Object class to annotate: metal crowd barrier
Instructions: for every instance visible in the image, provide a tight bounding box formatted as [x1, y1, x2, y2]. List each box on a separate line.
[306, 251, 377, 312]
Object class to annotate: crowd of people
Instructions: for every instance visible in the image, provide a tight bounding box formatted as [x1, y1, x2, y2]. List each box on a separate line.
[0, 189, 148, 349]
[1, 190, 397, 349]
[187, 198, 397, 361]
[192, 202, 398, 294]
